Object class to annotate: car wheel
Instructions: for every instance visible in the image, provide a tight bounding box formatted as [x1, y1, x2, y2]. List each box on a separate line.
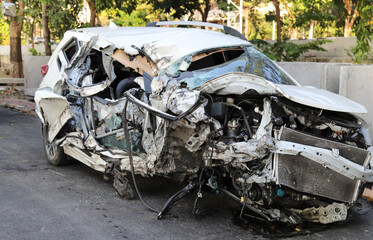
[42, 124, 69, 166]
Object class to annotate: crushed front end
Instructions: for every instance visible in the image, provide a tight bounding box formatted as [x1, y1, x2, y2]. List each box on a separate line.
[35, 30, 373, 225]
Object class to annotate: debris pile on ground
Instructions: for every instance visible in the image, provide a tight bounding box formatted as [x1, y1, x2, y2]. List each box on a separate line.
[0, 87, 36, 114]
[233, 209, 352, 238]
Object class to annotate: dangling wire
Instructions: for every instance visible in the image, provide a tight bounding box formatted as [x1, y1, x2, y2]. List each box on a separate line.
[193, 168, 206, 214]
[122, 99, 160, 213]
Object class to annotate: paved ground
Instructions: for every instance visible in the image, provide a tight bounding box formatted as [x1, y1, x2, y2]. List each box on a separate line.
[1, 106, 373, 240]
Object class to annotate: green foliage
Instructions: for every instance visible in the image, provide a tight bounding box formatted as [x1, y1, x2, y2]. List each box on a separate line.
[114, 3, 165, 26]
[248, 16, 273, 41]
[285, 0, 341, 39]
[94, 0, 140, 16]
[148, 0, 200, 19]
[28, 48, 40, 56]
[22, 0, 42, 45]
[252, 38, 332, 61]
[348, 0, 373, 63]
[0, 14, 10, 45]
[216, 0, 238, 12]
[294, 0, 336, 27]
[47, 0, 85, 40]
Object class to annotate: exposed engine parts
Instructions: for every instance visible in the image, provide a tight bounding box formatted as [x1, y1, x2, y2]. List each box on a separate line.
[61, 83, 372, 224]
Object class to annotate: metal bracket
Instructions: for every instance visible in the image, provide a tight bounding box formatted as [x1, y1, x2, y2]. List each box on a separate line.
[104, 161, 134, 199]
[158, 182, 196, 219]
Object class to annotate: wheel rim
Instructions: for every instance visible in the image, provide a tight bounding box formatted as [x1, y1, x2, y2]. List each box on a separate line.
[45, 140, 57, 158]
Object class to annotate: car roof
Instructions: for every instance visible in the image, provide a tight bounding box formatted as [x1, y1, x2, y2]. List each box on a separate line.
[67, 26, 251, 70]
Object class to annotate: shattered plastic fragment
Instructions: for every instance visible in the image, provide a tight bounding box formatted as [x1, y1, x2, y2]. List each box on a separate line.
[167, 89, 206, 123]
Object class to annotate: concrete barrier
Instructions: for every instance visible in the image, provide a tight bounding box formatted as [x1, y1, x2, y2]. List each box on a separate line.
[277, 62, 352, 94]
[277, 62, 325, 88]
[23, 56, 50, 96]
[0, 45, 56, 66]
[339, 65, 373, 136]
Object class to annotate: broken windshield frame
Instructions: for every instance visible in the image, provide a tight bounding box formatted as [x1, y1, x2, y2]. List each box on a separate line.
[173, 46, 298, 89]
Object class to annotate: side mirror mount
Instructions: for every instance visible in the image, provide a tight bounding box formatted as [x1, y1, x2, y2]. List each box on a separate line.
[1, 2, 16, 17]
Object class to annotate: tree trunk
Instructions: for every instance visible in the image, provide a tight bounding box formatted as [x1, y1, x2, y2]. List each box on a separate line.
[42, 3, 52, 56]
[343, 0, 358, 37]
[309, 20, 314, 39]
[9, 0, 24, 78]
[197, 0, 211, 24]
[96, 12, 101, 26]
[272, 0, 281, 44]
[344, 20, 353, 37]
[31, 23, 34, 49]
[88, 0, 96, 27]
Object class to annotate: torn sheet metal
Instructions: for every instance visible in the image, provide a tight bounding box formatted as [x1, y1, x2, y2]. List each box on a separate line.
[36, 90, 73, 142]
[289, 203, 348, 224]
[68, 78, 112, 97]
[255, 98, 273, 140]
[111, 49, 158, 76]
[63, 145, 107, 172]
[167, 89, 207, 123]
[59, 132, 85, 149]
[93, 98, 126, 121]
[210, 138, 274, 163]
[68, 35, 99, 70]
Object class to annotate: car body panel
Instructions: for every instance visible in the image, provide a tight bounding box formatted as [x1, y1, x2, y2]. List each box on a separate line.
[196, 72, 367, 113]
[277, 85, 367, 113]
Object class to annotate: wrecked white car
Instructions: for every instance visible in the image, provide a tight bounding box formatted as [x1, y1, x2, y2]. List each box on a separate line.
[35, 21, 373, 224]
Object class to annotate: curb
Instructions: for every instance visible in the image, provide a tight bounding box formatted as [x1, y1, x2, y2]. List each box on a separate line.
[0, 96, 37, 115]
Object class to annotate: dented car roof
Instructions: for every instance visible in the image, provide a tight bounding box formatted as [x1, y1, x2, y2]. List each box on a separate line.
[70, 27, 251, 70]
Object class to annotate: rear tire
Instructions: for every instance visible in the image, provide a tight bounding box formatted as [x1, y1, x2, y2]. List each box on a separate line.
[42, 124, 69, 166]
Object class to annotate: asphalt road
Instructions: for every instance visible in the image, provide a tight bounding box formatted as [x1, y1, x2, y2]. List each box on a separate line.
[1, 106, 373, 240]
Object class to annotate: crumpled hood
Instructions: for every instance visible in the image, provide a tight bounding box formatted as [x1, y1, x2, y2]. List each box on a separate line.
[276, 85, 367, 113]
[197, 72, 367, 114]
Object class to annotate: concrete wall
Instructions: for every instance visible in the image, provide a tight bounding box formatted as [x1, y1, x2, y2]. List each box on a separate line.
[0, 44, 56, 66]
[277, 62, 352, 93]
[277, 62, 326, 88]
[339, 65, 373, 136]
[23, 56, 50, 96]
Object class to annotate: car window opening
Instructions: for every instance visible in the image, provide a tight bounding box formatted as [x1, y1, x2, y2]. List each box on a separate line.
[188, 49, 245, 71]
[64, 39, 78, 62]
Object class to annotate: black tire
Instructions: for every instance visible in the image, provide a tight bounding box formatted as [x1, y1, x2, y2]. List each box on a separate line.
[115, 77, 140, 99]
[42, 124, 69, 166]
